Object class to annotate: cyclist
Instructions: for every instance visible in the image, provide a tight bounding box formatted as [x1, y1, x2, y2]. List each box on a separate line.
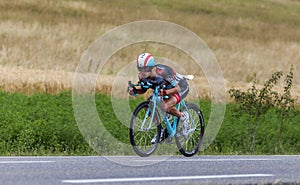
[128, 53, 190, 142]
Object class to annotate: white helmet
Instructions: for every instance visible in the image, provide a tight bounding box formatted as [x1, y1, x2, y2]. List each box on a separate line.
[136, 53, 156, 70]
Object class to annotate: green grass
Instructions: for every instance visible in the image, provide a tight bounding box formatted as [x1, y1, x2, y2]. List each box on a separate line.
[206, 104, 300, 155]
[0, 90, 299, 156]
[0, 91, 96, 155]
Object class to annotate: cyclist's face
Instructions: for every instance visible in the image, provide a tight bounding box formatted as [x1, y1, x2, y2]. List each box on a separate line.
[138, 66, 154, 78]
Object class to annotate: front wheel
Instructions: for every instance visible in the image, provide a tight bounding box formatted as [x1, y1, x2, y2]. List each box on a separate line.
[129, 101, 161, 157]
[175, 103, 205, 157]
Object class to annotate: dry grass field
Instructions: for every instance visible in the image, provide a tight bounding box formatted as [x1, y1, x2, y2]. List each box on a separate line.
[0, 0, 299, 102]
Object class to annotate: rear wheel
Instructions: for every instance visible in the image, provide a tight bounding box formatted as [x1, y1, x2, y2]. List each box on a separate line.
[175, 103, 205, 157]
[129, 102, 161, 157]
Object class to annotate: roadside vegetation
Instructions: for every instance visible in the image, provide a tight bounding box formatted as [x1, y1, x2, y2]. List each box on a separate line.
[229, 65, 298, 154]
[0, 90, 299, 156]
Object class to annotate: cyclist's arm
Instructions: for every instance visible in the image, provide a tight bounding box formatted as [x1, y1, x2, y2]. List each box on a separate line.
[135, 88, 147, 94]
[128, 82, 147, 96]
[128, 86, 147, 96]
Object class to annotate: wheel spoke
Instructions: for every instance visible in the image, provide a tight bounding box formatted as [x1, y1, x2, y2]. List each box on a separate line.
[130, 102, 161, 157]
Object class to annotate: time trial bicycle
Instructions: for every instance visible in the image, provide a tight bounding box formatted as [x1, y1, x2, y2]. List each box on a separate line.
[128, 77, 205, 157]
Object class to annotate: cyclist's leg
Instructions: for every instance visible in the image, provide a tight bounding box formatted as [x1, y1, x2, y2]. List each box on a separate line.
[161, 81, 189, 118]
[177, 80, 190, 135]
[161, 95, 181, 117]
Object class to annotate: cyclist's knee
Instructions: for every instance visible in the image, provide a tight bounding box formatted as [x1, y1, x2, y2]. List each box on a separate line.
[161, 102, 168, 112]
[161, 96, 177, 113]
[161, 103, 174, 114]
[160, 103, 168, 113]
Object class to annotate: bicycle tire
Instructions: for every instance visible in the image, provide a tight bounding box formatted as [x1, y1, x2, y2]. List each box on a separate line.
[175, 103, 205, 157]
[129, 101, 161, 157]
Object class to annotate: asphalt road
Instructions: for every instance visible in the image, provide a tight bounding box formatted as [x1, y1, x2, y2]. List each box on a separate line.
[0, 155, 299, 185]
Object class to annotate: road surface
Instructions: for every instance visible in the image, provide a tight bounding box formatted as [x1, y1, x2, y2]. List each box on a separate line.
[0, 155, 299, 185]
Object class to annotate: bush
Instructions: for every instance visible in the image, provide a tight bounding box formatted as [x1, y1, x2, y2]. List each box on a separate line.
[228, 66, 298, 154]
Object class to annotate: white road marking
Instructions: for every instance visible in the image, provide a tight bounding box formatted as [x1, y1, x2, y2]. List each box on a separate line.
[0, 161, 54, 164]
[137, 158, 279, 162]
[62, 174, 274, 184]
[106, 157, 280, 163]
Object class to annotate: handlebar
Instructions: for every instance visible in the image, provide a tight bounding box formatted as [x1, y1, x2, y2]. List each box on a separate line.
[128, 77, 167, 98]
[138, 77, 166, 90]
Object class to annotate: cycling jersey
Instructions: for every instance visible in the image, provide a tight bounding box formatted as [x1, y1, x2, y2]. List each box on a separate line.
[155, 64, 189, 100]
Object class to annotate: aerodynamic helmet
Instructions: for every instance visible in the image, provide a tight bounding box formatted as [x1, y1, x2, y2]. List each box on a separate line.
[136, 53, 156, 72]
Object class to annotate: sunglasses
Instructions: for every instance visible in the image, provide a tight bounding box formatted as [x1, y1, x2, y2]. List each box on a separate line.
[137, 66, 154, 72]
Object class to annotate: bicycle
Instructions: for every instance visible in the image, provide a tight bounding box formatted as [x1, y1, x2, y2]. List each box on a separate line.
[128, 77, 205, 157]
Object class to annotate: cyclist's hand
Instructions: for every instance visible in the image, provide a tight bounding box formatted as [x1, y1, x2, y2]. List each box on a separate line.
[160, 89, 168, 96]
[128, 88, 135, 96]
